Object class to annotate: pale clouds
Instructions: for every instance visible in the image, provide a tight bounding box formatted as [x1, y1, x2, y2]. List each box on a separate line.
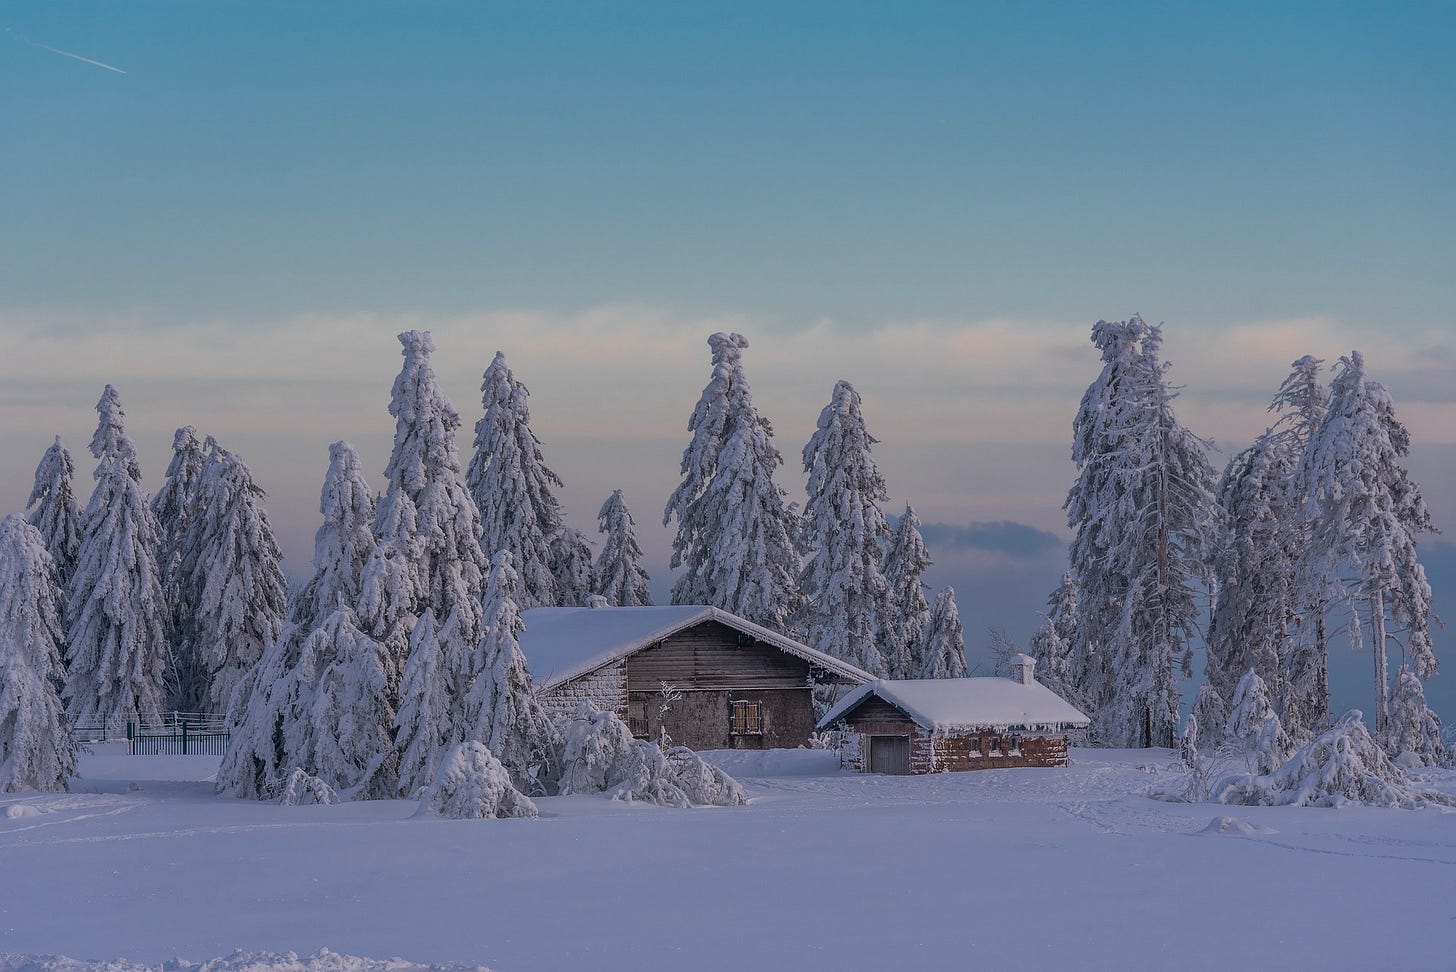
[1, 305, 1451, 581]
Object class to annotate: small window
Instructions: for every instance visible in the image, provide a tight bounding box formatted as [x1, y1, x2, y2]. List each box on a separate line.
[731, 700, 763, 735]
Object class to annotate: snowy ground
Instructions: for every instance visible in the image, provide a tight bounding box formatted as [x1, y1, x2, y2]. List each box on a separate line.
[2, 744, 1454, 971]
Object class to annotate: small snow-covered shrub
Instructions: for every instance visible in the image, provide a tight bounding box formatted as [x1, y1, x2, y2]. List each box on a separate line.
[664, 746, 746, 807]
[276, 768, 339, 806]
[1384, 669, 1447, 769]
[1213, 710, 1452, 809]
[556, 701, 746, 807]
[557, 701, 636, 796]
[1224, 670, 1292, 775]
[607, 742, 691, 807]
[414, 741, 538, 820]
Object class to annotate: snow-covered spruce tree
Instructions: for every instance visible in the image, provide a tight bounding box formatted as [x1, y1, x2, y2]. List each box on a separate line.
[1206, 427, 1300, 710]
[1270, 355, 1333, 736]
[593, 490, 652, 607]
[394, 609, 455, 796]
[1027, 572, 1083, 707]
[919, 587, 967, 679]
[150, 426, 209, 711]
[180, 441, 288, 714]
[217, 621, 309, 800]
[1064, 319, 1216, 748]
[25, 436, 82, 603]
[663, 333, 802, 630]
[1223, 669, 1292, 775]
[375, 330, 488, 652]
[799, 380, 893, 676]
[1383, 667, 1446, 768]
[0, 515, 77, 792]
[882, 505, 932, 678]
[465, 551, 560, 792]
[466, 351, 563, 610]
[65, 386, 167, 728]
[1186, 683, 1229, 750]
[292, 441, 377, 632]
[1300, 351, 1437, 735]
[306, 606, 398, 799]
[414, 740, 538, 820]
[550, 527, 595, 607]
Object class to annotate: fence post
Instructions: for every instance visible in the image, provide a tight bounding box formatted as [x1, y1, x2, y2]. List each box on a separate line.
[126, 720, 135, 756]
[182, 720, 189, 756]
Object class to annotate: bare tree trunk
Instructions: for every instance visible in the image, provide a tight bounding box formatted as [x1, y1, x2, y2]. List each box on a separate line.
[1371, 591, 1388, 733]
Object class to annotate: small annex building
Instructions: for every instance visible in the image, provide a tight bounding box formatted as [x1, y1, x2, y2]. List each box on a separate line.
[521, 604, 872, 751]
[816, 655, 1090, 775]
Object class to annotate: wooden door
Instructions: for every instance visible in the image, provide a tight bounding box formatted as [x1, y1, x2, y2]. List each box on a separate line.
[869, 735, 911, 775]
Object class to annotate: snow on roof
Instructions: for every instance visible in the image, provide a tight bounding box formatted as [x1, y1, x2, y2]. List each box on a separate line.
[816, 677, 1090, 733]
[520, 605, 873, 691]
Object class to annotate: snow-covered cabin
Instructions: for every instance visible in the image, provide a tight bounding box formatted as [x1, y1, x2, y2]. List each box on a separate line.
[521, 604, 871, 750]
[816, 656, 1090, 775]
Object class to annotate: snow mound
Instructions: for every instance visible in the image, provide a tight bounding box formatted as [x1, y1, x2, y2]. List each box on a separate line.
[1201, 816, 1276, 837]
[4, 804, 44, 819]
[276, 769, 339, 807]
[0, 948, 489, 971]
[413, 742, 538, 820]
[1214, 710, 1455, 810]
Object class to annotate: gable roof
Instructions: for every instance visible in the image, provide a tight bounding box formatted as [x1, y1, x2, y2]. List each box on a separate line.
[519, 605, 874, 692]
[816, 677, 1090, 733]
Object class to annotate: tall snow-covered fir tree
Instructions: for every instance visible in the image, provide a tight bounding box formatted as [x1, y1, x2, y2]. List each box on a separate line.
[25, 436, 82, 603]
[918, 587, 967, 679]
[882, 505, 933, 679]
[306, 605, 398, 799]
[1270, 355, 1334, 738]
[1206, 427, 1299, 713]
[1027, 572, 1085, 710]
[1300, 351, 1437, 735]
[0, 514, 77, 793]
[293, 441, 378, 631]
[466, 351, 563, 610]
[65, 386, 167, 727]
[663, 332, 802, 630]
[593, 490, 652, 607]
[394, 608, 455, 796]
[1064, 319, 1216, 748]
[151, 426, 209, 712]
[180, 441, 288, 715]
[799, 380, 893, 676]
[375, 330, 488, 647]
[550, 527, 595, 607]
[466, 551, 560, 792]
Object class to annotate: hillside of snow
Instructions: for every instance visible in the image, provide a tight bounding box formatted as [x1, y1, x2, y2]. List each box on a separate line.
[1, 745, 1452, 971]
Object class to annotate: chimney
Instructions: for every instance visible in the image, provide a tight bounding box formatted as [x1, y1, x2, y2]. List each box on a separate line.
[586, 595, 609, 609]
[1010, 653, 1037, 685]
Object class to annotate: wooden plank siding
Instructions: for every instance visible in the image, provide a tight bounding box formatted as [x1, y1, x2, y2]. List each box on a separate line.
[837, 696, 1071, 774]
[539, 619, 820, 750]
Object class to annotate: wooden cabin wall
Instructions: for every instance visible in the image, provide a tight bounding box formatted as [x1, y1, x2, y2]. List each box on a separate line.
[841, 697, 1071, 773]
[541, 619, 821, 749]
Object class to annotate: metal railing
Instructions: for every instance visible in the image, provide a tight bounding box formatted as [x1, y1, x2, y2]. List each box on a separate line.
[126, 720, 231, 756]
[70, 711, 231, 752]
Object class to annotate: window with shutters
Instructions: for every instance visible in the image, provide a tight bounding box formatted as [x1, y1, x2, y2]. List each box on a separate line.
[730, 700, 762, 735]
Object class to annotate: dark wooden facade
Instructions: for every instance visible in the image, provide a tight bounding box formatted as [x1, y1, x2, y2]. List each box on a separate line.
[836, 697, 1071, 775]
[541, 619, 822, 750]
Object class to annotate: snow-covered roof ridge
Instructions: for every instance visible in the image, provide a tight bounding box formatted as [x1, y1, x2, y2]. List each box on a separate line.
[817, 677, 1091, 733]
[520, 605, 873, 691]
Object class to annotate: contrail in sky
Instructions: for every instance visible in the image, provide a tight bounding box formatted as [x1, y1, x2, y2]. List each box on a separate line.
[5, 26, 127, 74]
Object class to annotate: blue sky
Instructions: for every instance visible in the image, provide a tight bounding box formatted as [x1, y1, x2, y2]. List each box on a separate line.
[2, 2, 1453, 718]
